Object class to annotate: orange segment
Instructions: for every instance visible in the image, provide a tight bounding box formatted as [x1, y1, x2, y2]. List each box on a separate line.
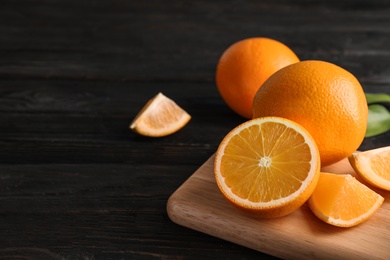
[214, 117, 320, 218]
[130, 92, 191, 137]
[348, 146, 390, 191]
[308, 172, 384, 227]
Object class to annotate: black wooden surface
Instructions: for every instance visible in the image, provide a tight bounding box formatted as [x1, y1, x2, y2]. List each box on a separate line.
[1, 1, 390, 259]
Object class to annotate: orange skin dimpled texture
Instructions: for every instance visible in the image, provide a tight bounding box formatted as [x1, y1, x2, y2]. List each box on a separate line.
[252, 60, 368, 166]
[216, 37, 300, 119]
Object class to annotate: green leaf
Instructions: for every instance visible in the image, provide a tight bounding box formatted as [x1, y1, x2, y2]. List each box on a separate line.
[366, 104, 390, 138]
[365, 93, 390, 105]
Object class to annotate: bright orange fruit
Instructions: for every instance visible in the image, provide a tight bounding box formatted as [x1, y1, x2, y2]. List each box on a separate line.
[349, 146, 390, 191]
[252, 60, 368, 166]
[214, 117, 320, 218]
[308, 172, 384, 227]
[130, 92, 191, 137]
[216, 37, 299, 119]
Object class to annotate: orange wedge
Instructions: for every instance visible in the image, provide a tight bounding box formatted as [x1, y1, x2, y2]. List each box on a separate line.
[348, 146, 390, 191]
[308, 172, 384, 227]
[130, 92, 191, 137]
[214, 117, 320, 218]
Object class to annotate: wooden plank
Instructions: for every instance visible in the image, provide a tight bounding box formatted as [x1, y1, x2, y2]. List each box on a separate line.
[0, 80, 388, 165]
[168, 155, 390, 259]
[1, 1, 390, 82]
[0, 162, 266, 259]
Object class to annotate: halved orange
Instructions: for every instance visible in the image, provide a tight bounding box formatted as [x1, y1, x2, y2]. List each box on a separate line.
[308, 172, 384, 227]
[348, 146, 390, 191]
[130, 92, 191, 137]
[214, 117, 320, 218]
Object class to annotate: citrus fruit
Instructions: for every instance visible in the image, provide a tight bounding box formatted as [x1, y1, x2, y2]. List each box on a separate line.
[348, 146, 390, 191]
[252, 60, 368, 166]
[216, 37, 299, 119]
[214, 117, 320, 218]
[130, 92, 191, 137]
[308, 172, 384, 227]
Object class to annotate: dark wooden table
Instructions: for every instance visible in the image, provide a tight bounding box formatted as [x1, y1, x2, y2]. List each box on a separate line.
[1, 1, 390, 259]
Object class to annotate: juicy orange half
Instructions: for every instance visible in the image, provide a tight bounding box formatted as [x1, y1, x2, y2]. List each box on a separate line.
[348, 146, 390, 191]
[130, 92, 191, 137]
[308, 172, 384, 227]
[214, 117, 320, 218]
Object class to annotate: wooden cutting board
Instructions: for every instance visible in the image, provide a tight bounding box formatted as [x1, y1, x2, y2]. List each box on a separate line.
[167, 154, 390, 259]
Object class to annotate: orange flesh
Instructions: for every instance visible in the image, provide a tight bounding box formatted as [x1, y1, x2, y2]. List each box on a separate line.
[311, 173, 382, 221]
[310, 174, 346, 216]
[370, 150, 390, 180]
[220, 122, 312, 202]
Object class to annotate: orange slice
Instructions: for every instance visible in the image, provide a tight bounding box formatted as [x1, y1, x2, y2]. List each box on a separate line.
[348, 146, 390, 191]
[130, 92, 191, 137]
[214, 117, 320, 218]
[308, 172, 384, 227]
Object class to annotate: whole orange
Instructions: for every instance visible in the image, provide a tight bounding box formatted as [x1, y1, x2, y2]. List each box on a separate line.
[252, 60, 368, 166]
[216, 37, 300, 119]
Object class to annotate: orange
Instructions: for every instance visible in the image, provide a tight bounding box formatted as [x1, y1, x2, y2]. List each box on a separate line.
[216, 37, 300, 119]
[252, 60, 368, 166]
[308, 172, 384, 227]
[130, 92, 191, 137]
[349, 146, 390, 191]
[214, 117, 320, 218]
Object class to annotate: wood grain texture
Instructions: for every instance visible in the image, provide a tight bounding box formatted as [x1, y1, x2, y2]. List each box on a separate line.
[1, 0, 390, 258]
[168, 155, 390, 259]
